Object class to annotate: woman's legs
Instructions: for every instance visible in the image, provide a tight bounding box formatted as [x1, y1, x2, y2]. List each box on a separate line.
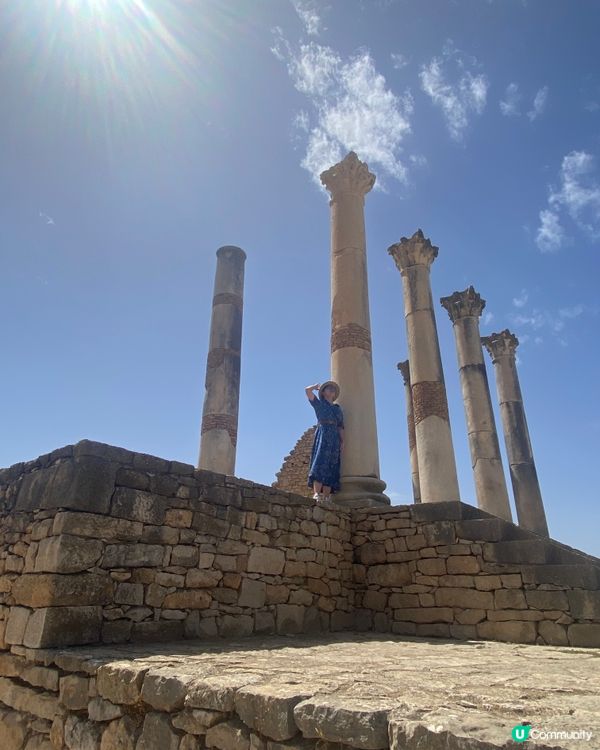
[312, 480, 323, 500]
[322, 485, 331, 500]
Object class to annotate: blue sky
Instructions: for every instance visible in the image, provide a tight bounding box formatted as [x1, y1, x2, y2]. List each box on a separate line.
[1, 0, 599, 554]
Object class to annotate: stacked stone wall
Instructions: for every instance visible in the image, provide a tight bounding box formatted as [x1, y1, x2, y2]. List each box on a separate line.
[273, 427, 316, 498]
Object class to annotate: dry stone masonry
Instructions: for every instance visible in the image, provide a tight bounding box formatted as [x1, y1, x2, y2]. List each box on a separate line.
[273, 427, 316, 499]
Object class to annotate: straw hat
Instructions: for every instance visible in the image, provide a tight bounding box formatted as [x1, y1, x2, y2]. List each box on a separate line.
[319, 380, 340, 401]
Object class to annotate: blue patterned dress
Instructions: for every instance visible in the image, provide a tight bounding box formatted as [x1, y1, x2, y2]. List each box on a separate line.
[307, 396, 344, 492]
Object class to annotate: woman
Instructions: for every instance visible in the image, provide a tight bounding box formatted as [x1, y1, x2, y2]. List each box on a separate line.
[305, 381, 344, 502]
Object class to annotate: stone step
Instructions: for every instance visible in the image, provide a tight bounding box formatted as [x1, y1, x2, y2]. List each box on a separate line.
[482, 538, 596, 566]
[456, 517, 536, 543]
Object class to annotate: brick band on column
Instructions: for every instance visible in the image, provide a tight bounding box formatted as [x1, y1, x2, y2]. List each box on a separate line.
[213, 293, 243, 309]
[331, 323, 372, 353]
[201, 413, 238, 447]
[411, 381, 450, 425]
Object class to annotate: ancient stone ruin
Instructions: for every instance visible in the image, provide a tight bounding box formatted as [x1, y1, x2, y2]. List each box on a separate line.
[1, 152, 598, 749]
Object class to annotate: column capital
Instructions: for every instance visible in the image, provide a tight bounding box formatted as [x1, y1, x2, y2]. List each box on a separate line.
[440, 286, 486, 322]
[397, 360, 411, 385]
[481, 329, 519, 362]
[320, 152, 376, 199]
[388, 229, 438, 272]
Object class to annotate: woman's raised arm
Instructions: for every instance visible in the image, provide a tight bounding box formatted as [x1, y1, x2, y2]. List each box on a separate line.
[305, 383, 320, 401]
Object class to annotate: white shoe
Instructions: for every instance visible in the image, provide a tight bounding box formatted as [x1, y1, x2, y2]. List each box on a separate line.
[322, 495, 331, 503]
[312, 492, 321, 501]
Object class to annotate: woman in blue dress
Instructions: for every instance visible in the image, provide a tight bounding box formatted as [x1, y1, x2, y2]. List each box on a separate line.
[304, 381, 344, 502]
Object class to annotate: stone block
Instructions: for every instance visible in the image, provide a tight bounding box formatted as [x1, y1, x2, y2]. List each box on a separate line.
[20, 664, 59, 691]
[366, 564, 411, 587]
[185, 569, 223, 588]
[422, 521, 456, 547]
[276, 604, 305, 634]
[97, 663, 148, 704]
[218, 614, 254, 638]
[205, 718, 251, 750]
[455, 609, 486, 625]
[494, 589, 526, 609]
[0, 676, 59, 720]
[538, 621, 568, 646]
[187, 674, 262, 711]
[162, 590, 212, 609]
[248, 547, 285, 575]
[483, 540, 551, 565]
[434, 588, 493, 609]
[136, 712, 180, 750]
[53, 511, 142, 541]
[446, 555, 480, 574]
[102, 544, 164, 568]
[13, 573, 112, 608]
[438, 575, 475, 588]
[88, 696, 123, 722]
[358, 543, 386, 565]
[172, 708, 225, 734]
[521, 564, 600, 589]
[5, 607, 31, 645]
[64, 715, 103, 750]
[567, 589, 600, 619]
[525, 590, 569, 610]
[474, 575, 502, 591]
[362, 590, 387, 611]
[393, 608, 454, 624]
[100, 716, 140, 750]
[110, 487, 166, 525]
[132, 621, 184, 642]
[236, 684, 311, 741]
[238, 578, 267, 608]
[171, 545, 199, 567]
[294, 696, 390, 750]
[477, 620, 537, 644]
[567, 623, 600, 647]
[0, 709, 29, 749]
[35, 535, 103, 573]
[388, 593, 419, 608]
[416, 558, 446, 576]
[114, 582, 144, 606]
[23, 606, 102, 648]
[141, 668, 196, 711]
[60, 674, 90, 710]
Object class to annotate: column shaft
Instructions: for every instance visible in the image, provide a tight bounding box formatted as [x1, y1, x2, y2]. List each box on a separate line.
[321, 152, 388, 506]
[198, 246, 246, 475]
[441, 288, 512, 521]
[398, 361, 421, 503]
[482, 330, 549, 536]
[388, 230, 460, 503]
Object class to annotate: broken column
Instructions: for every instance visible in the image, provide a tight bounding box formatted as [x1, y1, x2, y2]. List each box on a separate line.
[440, 287, 512, 521]
[397, 360, 421, 504]
[481, 330, 549, 536]
[320, 152, 388, 506]
[198, 245, 246, 475]
[388, 230, 460, 503]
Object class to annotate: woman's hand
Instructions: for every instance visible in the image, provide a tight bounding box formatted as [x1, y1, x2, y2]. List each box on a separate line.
[305, 383, 320, 391]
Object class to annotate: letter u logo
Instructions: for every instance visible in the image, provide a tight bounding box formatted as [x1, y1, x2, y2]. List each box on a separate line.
[511, 725, 531, 742]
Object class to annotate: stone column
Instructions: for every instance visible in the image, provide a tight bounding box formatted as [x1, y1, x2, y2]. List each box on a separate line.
[481, 330, 549, 536]
[198, 246, 246, 475]
[320, 152, 388, 506]
[388, 230, 460, 503]
[440, 287, 512, 521]
[397, 360, 421, 503]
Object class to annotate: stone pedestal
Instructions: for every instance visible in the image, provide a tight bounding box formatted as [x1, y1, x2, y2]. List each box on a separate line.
[198, 246, 246, 475]
[440, 287, 512, 521]
[388, 230, 460, 503]
[320, 153, 389, 506]
[481, 330, 549, 537]
[397, 360, 421, 503]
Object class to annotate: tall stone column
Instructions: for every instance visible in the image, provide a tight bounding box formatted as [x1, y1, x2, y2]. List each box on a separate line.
[388, 230, 460, 503]
[320, 152, 388, 506]
[440, 287, 512, 521]
[481, 330, 549, 537]
[198, 246, 246, 475]
[397, 360, 421, 503]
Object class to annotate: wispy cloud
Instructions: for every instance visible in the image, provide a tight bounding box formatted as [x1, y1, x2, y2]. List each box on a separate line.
[527, 85, 548, 121]
[510, 301, 588, 347]
[483, 310, 494, 326]
[512, 289, 528, 308]
[536, 150, 600, 251]
[39, 211, 55, 226]
[273, 34, 413, 186]
[391, 52, 409, 70]
[419, 42, 488, 141]
[500, 82, 520, 116]
[291, 0, 322, 36]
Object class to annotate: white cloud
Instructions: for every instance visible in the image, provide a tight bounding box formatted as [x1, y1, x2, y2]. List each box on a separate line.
[291, 0, 322, 36]
[512, 289, 528, 308]
[509, 303, 588, 347]
[500, 82, 520, 116]
[39, 211, 55, 226]
[558, 304, 584, 319]
[483, 311, 494, 326]
[274, 38, 413, 185]
[527, 85, 548, 121]
[419, 43, 488, 141]
[536, 208, 565, 252]
[391, 52, 409, 70]
[536, 150, 600, 251]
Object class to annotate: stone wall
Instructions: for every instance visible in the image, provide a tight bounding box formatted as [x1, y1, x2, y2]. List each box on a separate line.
[273, 427, 316, 498]
[352, 503, 600, 647]
[0, 441, 353, 651]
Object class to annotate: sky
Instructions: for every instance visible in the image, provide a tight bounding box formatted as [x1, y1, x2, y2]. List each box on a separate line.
[1, 0, 599, 555]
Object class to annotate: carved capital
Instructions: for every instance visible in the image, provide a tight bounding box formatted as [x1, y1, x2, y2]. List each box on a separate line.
[481, 329, 519, 362]
[440, 286, 486, 322]
[397, 360, 411, 385]
[388, 229, 438, 273]
[320, 152, 376, 199]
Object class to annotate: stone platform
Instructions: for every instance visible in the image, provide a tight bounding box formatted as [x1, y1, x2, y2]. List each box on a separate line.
[1, 633, 598, 750]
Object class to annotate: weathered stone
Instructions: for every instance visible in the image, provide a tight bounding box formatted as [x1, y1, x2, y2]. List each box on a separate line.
[186, 674, 262, 711]
[53, 511, 142, 541]
[20, 664, 59, 691]
[247, 548, 285, 575]
[568, 623, 600, 647]
[35, 535, 103, 573]
[141, 668, 196, 711]
[235, 683, 311, 741]
[294, 696, 390, 749]
[0, 676, 59, 720]
[171, 545, 199, 567]
[276, 604, 305, 635]
[455, 609, 486, 625]
[494, 589, 526, 609]
[97, 663, 148, 704]
[205, 718, 250, 750]
[477, 620, 537, 643]
[388, 593, 419, 608]
[162, 590, 212, 609]
[60, 674, 90, 710]
[434, 588, 493, 609]
[115, 582, 144, 606]
[172, 708, 225, 734]
[521, 564, 600, 589]
[218, 614, 254, 638]
[110, 487, 166, 525]
[567, 589, 600, 619]
[100, 716, 140, 750]
[358, 543, 386, 565]
[366, 564, 411, 587]
[185, 569, 223, 588]
[416, 558, 445, 576]
[393, 608, 453, 624]
[5, 606, 31, 645]
[136, 712, 180, 750]
[132, 621, 184, 641]
[88, 696, 123, 722]
[13, 573, 112, 607]
[538, 621, 568, 646]
[446, 555, 479, 574]
[102, 544, 164, 568]
[23, 606, 102, 648]
[64, 715, 103, 750]
[525, 589, 569, 610]
[238, 578, 267, 608]
[0, 709, 29, 748]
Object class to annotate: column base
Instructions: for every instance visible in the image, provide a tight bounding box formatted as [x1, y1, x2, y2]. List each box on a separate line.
[334, 476, 390, 508]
